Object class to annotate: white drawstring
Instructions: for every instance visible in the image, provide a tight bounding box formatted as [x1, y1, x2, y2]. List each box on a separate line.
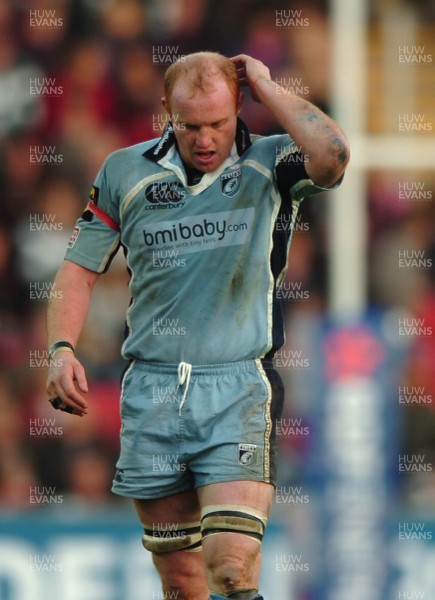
[177, 361, 192, 416]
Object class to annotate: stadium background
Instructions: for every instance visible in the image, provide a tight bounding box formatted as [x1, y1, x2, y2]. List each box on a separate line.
[0, 0, 434, 598]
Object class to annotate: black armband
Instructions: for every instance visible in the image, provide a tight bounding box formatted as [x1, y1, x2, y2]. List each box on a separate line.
[48, 340, 75, 360]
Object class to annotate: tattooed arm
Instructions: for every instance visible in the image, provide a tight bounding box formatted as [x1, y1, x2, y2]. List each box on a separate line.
[231, 54, 350, 187]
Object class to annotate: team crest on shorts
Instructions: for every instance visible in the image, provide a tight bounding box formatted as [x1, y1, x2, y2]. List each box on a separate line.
[221, 168, 241, 197]
[238, 443, 257, 466]
[113, 469, 124, 483]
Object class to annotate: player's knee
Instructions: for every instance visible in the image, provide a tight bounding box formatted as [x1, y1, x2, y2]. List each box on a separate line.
[205, 546, 260, 593]
[156, 579, 195, 600]
[200, 504, 266, 594]
[152, 552, 205, 597]
[154, 572, 192, 597]
[203, 533, 261, 592]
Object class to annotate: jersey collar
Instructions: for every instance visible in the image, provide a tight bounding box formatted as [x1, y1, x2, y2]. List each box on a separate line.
[143, 117, 252, 164]
[143, 118, 252, 192]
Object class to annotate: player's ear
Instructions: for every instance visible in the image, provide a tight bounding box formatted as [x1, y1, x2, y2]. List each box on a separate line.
[236, 91, 244, 114]
[162, 96, 170, 114]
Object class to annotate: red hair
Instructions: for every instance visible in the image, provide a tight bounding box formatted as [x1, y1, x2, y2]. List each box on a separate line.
[164, 51, 239, 110]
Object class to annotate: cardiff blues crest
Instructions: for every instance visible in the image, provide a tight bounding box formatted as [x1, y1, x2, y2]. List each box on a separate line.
[221, 168, 241, 197]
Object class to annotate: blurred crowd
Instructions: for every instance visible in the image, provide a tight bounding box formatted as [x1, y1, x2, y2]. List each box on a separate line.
[0, 0, 434, 512]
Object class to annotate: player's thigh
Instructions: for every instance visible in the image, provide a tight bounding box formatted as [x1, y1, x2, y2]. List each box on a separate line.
[134, 487, 201, 524]
[198, 479, 275, 513]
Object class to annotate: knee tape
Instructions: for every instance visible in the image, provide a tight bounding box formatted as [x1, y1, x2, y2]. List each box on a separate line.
[201, 504, 268, 544]
[142, 521, 201, 553]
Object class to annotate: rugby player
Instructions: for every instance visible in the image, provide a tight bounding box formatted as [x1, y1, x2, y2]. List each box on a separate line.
[46, 52, 349, 599]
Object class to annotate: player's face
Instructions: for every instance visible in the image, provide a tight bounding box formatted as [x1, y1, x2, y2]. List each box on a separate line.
[164, 78, 241, 173]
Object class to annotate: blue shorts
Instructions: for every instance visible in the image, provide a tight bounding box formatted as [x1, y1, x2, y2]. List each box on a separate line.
[111, 359, 284, 499]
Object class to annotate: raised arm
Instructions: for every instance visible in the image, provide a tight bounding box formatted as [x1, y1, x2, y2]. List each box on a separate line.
[231, 54, 350, 188]
[46, 260, 100, 417]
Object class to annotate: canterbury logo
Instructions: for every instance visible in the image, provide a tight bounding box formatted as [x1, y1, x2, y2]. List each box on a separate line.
[145, 181, 187, 204]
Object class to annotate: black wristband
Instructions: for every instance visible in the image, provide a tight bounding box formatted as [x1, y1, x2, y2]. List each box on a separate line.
[48, 340, 75, 359]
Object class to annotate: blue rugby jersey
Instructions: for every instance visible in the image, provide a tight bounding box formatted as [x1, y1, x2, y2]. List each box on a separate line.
[65, 119, 340, 364]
